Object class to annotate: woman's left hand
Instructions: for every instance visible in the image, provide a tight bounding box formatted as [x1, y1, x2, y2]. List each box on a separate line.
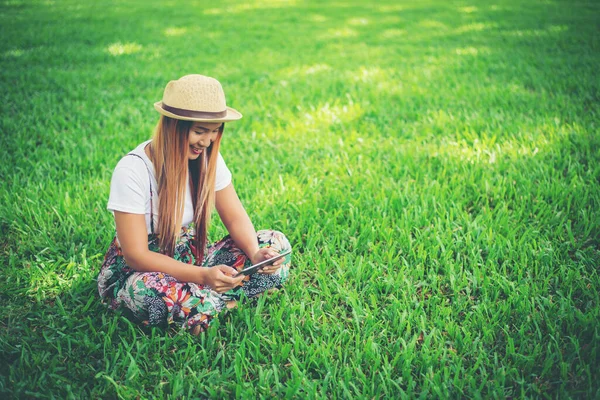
[251, 248, 284, 275]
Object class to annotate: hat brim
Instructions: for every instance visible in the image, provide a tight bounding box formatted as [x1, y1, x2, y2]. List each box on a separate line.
[153, 102, 243, 122]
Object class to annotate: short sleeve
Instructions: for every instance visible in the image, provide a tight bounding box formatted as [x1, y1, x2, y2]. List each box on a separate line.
[215, 153, 232, 191]
[107, 162, 149, 214]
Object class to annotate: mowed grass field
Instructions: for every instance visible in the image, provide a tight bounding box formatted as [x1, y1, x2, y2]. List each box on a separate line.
[1, 0, 599, 398]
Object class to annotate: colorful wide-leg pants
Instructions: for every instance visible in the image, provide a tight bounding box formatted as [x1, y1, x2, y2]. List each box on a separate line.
[97, 227, 292, 332]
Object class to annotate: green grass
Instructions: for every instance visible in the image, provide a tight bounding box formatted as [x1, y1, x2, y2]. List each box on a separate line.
[1, 0, 599, 397]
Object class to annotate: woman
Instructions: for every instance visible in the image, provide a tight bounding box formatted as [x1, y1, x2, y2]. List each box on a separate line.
[97, 74, 292, 335]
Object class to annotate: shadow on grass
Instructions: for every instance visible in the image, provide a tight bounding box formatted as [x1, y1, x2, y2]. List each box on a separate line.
[0, 270, 285, 398]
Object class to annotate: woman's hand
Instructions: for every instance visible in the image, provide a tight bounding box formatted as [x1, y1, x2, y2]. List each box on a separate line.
[201, 265, 244, 293]
[251, 248, 285, 275]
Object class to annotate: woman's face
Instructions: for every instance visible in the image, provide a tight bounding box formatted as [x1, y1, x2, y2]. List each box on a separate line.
[188, 122, 222, 160]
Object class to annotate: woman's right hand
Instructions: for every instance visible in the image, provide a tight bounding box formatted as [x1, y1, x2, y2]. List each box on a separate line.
[200, 264, 244, 293]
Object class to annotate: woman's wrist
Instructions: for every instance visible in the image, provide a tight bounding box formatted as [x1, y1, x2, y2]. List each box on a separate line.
[137, 250, 208, 285]
[248, 247, 261, 264]
[193, 266, 208, 285]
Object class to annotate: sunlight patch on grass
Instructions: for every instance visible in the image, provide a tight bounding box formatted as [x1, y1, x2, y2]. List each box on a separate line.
[459, 6, 479, 13]
[323, 42, 385, 59]
[347, 66, 389, 83]
[320, 27, 359, 39]
[455, 22, 497, 34]
[506, 82, 535, 95]
[3, 48, 26, 58]
[381, 28, 406, 39]
[422, 55, 454, 76]
[291, 101, 364, 132]
[455, 46, 491, 56]
[501, 25, 569, 37]
[164, 27, 188, 37]
[419, 20, 449, 30]
[303, 64, 332, 75]
[432, 139, 542, 165]
[204, 0, 297, 15]
[277, 63, 332, 78]
[348, 17, 369, 26]
[416, 110, 576, 165]
[106, 42, 142, 56]
[308, 14, 327, 22]
[377, 4, 406, 12]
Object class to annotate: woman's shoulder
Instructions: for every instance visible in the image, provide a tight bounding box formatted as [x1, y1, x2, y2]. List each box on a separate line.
[108, 141, 153, 213]
[114, 140, 153, 171]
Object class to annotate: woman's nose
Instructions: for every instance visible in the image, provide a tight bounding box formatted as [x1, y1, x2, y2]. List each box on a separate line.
[202, 133, 217, 146]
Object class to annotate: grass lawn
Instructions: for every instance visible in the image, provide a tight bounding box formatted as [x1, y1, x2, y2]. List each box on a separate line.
[1, 0, 599, 397]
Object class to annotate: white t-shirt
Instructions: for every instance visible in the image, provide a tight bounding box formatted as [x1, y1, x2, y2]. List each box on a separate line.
[107, 140, 232, 234]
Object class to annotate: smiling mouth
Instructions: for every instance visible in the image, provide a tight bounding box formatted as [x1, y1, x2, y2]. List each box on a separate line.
[190, 146, 205, 154]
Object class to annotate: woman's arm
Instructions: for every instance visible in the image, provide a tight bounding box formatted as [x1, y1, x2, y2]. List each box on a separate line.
[215, 183, 284, 272]
[114, 211, 242, 292]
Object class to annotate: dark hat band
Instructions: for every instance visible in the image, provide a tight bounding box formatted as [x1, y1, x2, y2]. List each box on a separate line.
[162, 103, 227, 119]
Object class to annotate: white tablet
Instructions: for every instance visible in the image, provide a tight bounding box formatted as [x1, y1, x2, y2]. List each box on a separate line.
[234, 249, 292, 277]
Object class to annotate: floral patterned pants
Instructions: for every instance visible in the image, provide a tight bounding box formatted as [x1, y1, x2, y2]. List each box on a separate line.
[97, 228, 292, 333]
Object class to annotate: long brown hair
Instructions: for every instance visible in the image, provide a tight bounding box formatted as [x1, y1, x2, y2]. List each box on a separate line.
[148, 115, 223, 263]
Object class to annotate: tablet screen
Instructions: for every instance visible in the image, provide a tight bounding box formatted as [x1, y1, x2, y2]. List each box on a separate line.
[234, 249, 292, 277]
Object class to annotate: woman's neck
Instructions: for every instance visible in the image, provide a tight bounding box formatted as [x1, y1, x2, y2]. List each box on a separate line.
[144, 142, 152, 159]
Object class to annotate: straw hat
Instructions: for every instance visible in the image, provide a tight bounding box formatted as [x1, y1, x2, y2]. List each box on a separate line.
[154, 74, 242, 122]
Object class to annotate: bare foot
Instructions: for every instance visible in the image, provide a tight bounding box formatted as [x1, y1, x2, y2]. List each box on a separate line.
[191, 324, 203, 336]
[256, 288, 280, 299]
[226, 300, 238, 309]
